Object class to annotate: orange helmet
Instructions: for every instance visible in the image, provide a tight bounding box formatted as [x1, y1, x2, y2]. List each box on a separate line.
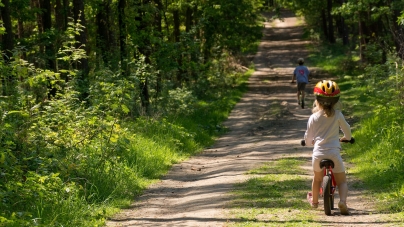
[313, 80, 340, 104]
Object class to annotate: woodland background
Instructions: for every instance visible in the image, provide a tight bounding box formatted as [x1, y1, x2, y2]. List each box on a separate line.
[0, 0, 403, 226]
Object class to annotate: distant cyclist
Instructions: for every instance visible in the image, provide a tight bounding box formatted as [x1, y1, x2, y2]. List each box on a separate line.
[291, 58, 310, 108]
[304, 80, 352, 215]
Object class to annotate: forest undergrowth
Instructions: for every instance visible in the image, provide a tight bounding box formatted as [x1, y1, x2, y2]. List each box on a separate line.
[1, 3, 404, 226]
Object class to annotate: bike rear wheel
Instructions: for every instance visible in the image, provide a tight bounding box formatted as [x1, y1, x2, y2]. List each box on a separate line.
[322, 175, 332, 215]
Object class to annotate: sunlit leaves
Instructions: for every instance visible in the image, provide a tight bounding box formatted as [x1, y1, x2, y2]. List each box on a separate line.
[56, 17, 88, 73]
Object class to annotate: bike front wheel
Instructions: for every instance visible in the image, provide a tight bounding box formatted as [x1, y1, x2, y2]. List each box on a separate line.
[322, 175, 332, 215]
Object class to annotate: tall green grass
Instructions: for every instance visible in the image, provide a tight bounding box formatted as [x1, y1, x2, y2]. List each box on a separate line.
[345, 104, 404, 212]
[336, 54, 404, 213]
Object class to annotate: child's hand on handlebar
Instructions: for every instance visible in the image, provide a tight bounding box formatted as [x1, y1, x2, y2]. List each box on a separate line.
[302, 137, 355, 146]
[340, 137, 355, 144]
[300, 139, 314, 146]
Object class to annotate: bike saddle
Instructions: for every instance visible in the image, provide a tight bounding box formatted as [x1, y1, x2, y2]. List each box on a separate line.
[320, 159, 334, 169]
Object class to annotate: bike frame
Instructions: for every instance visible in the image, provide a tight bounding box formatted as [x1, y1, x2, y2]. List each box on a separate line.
[320, 166, 336, 196]
[300, 137, 355, 214]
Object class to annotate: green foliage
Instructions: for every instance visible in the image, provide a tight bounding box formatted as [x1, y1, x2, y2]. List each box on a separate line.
[57, 17, 88, 71]
[0, 52, 252, 226]
[346, 106, 404, 212]
[163, 87, 197, 115]
[200, 0, 264, 55]
[0, 0, 262, 225]
[308, 41, 361, 74]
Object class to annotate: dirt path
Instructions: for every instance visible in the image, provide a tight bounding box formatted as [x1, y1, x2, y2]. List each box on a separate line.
[106, 10, 394, 227]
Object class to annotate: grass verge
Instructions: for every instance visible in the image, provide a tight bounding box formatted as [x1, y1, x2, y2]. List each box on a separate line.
[225, 157, 321, 227]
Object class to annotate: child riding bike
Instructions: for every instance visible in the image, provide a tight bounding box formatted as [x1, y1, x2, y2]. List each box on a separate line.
[303, 80, 352, 215]
[291, 58, 310, 108]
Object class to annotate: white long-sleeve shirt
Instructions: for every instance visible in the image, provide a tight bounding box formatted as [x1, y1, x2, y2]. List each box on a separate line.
[304, 110, 351, 153]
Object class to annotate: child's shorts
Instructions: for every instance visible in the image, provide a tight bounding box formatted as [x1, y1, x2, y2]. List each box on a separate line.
[297, 82, 307, 91]
[312, 152, 345, 173]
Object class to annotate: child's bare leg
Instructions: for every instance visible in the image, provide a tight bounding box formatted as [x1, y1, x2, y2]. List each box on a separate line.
[311, 170, 323, 203]
[334, 172, 348, 203]
[297, 90, 300, 102]
[334, 172, 350, 215]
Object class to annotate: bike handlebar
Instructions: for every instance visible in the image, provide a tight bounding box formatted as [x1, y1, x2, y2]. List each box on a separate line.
[300, 137, 355, 146]
[340, 137, 355, 144]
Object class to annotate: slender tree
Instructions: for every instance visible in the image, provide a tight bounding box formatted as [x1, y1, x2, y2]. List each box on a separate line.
[322, 9, 329, 40]
[185, 5, 193, 33]
[154, 0, 163, 96]
[327, 0, 335, 43]
[96, 0, 115, 66]
[73, 0, 90, 99]
[1, 0, 14, 62]
[118, 0, 127, 70]
[336, 0, 349, 45]
[55, 0, 66, 31]
[134, 0, 153, 112]
[42, 0, 56, 70]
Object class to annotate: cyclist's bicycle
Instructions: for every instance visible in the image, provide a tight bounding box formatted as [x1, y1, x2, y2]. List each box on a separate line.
[301, 137, 355, 215]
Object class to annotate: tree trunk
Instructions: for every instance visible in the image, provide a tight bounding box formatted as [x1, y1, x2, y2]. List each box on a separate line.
[41, 0, 56, 70]
[163, 2, 170, 37]
[41, 0, 51, 30]
[185, 6, 192, 33]
[173, 9, 180, 43]
[73, 0, 89, 72]
[73, 0, 90, 99]
[321, 9, 328, 40]
[63, 0, 69, 28]
[359, 19, 365, 62]
[391, 9, 404, 59]
[185, 5, 196, 84]
[18, 20, 24, 39]
[1, 0, 14, 61]
[135, 0, 152, 113]
[140, 76, 150, 114]
[32, 0, 45, 68]
[337, 0, 349, 45]
[327, 0, 335, 43]
[154, 0, 163, 34]
[96, 0, 113, 65]
[154, 0, 163, 97]
[55, 0, 65, 31]
[118, 0, 127, 69]
[173, 9, 183, 84]
[0, 0, 14, 96]
[341, 17, 349, 45]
